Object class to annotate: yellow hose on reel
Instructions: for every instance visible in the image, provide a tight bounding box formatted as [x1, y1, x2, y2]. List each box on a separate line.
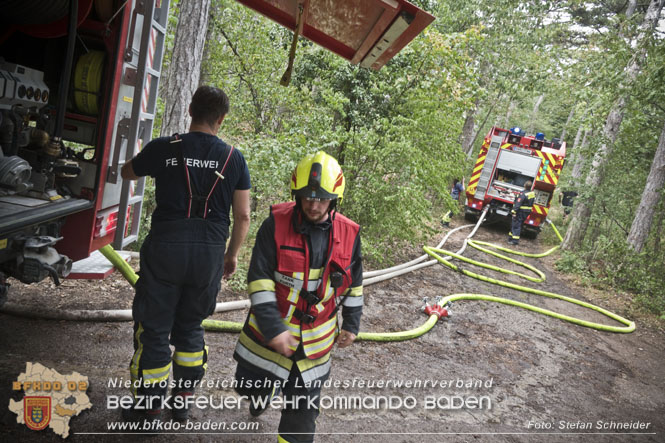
[74, 50, 105, 115]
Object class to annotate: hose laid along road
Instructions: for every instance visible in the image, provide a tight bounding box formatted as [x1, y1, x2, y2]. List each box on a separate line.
[2, 211, 635, 338]
[207, 214, 635, 339]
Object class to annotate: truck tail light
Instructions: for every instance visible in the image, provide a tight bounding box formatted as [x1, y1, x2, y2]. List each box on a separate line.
[94, 211, 119, 238]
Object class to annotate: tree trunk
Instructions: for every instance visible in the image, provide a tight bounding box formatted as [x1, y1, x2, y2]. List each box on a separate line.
[566, 124, 583, 175]
[627, 119, 665, 252]
[503, 100, 515, 128]
[652, 199, 663, 255]
[200, 0, 222, 86]
[570, 128, 590, 187]
[560, 106, 575, 141]
[626, 0, 638, 20]
[159, 0, 212, 137]
[461, 101, 478, 154]
[527, 94, 544, 134]
[467, 104, 495, 158]
[561, 0, 664, 251]
[563, 120, 584, 186]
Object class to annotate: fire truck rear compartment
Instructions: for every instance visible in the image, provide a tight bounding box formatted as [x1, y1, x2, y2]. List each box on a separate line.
[0, 5, 114, 291]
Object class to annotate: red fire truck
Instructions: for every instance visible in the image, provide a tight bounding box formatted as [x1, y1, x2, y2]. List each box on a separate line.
[0, 0, 170, 300]
[465, 126, 567, 238]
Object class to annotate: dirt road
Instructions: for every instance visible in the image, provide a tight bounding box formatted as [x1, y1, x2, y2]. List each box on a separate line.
[1, 221, 663, 442]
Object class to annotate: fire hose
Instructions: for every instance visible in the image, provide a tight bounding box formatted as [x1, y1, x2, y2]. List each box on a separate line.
[421, 220, 634, 335]
[357, 217, 633, 341]
[205, 208, 634, 338]
[1, 208, 635, 337]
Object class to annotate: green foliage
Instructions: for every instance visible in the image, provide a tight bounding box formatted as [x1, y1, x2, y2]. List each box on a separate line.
[556, 221, 665, 316]
[190, 0, 480, 265]
[555, 250, 592, 280]
[148, 0, 665, 318]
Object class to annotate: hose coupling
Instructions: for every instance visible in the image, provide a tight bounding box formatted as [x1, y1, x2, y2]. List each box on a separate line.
[424, 304, 449, 318]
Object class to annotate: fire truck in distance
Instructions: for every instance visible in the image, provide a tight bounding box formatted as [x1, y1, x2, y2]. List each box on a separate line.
[465, 126, 567, 238]
[0, 0, 169, 302]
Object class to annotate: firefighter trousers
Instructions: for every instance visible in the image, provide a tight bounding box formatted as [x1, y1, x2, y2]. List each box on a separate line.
[130, 218, 226, 402]
[235, 358, 328, 443]
[509, 211, 528, 243]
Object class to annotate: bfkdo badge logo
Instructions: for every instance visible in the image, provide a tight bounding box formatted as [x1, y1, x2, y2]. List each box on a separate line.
[24, 396, 51, 431]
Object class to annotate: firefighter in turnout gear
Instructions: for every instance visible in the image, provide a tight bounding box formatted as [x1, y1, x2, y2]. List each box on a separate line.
[509, 180, 535, 245]
[233, 151, 363, 442]
[120, 86, 251, 422]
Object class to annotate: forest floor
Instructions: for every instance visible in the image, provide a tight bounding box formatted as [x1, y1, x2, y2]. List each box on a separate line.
[0, 217, 663, 442]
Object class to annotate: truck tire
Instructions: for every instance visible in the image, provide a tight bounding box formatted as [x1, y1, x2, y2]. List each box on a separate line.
[522, 227, 540, 239]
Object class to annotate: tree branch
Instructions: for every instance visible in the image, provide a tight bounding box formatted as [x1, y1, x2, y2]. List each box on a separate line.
[217, 25, 264, 132]
[601, 202, 630, 235]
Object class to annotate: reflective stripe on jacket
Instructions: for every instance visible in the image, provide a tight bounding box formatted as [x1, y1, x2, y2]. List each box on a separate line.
[514, 190, 536, 214]
[245, 202, 360, 361]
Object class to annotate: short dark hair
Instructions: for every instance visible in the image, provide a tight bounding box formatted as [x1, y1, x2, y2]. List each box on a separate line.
[524, 180, 533, 189]
[190, 86, 229, 127]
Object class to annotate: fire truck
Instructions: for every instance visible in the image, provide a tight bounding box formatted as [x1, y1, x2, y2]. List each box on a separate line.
[465, 126, 567, 238]
[0, 0, 170, 301]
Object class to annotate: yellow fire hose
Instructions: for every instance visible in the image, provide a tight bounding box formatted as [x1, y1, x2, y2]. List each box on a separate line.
[420, 221, 634, 335]
[353, 220, 634, 341]
[101, 219, 635, 340]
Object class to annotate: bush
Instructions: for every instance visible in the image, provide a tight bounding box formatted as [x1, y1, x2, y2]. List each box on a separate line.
[557, 237, 665, 316]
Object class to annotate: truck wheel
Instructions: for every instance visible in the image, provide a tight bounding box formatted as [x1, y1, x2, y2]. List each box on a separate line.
[523, 227, 540, 239]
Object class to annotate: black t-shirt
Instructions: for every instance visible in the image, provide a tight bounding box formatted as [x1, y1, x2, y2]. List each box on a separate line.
[131, 132, 251, 228]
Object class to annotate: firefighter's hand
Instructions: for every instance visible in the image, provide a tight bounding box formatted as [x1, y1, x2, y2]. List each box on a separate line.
[336, 330, 356, 348]
[268, 331, 297, 357]
[223, 253, 237, 280]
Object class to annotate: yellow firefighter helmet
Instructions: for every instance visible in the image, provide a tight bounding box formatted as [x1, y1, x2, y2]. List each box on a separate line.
[291, 151, 345, 203]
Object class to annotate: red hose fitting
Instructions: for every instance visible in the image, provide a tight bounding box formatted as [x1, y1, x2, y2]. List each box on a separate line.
[424, 305, 449, 318]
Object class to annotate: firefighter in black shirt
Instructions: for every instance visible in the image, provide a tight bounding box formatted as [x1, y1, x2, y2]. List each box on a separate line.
[120, 86, 251, 421]
[560, 189, 578, 220]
